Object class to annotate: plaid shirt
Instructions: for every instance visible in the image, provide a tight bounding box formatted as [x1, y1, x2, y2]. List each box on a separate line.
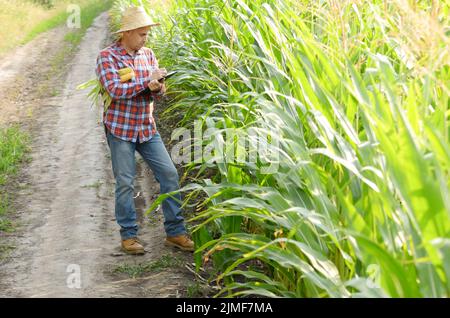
[95, 41, 162, 143]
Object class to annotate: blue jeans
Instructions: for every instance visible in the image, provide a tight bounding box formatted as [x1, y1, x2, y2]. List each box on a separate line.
[106, 130, 187, 240]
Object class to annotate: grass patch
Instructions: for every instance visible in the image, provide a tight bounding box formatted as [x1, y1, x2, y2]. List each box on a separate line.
[0, 0, 112, 57]
[24, 0, 112, 45]
[0, 194, 14, 232]
[35, 38, 74, 98]
[21, 2, 72, 44]
[114, 254, 184, 279]
[82, 180, 103, 189]
[0, 244, 15, 262]
[0, 126, 29, 233]
[0, 126, 29, 186]
[63, 0, 113, 45]
[32, 0, 113, 99]
[186, 281, 212, 298]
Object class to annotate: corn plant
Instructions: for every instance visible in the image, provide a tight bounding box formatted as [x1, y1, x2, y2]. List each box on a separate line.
[116, 0, 449, 298]
[76, 79, 112, 111]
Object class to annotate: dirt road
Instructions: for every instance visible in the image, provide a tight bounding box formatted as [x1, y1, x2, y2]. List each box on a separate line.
[0, 12, 194, 297]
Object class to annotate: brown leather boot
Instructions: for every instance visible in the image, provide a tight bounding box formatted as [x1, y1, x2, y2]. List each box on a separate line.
[121, 238, 145, 255]
[165, 234, 195, 252]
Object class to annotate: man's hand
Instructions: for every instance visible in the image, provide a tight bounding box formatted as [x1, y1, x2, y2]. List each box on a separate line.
[149, 79, 162, 92]
[150, 68, 167, 81]
[148, 80, 166, 94]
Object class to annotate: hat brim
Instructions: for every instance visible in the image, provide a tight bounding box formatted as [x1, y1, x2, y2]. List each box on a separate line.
[113, 22, 161, 34]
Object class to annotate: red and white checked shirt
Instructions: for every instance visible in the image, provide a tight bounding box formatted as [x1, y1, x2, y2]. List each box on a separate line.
[95, 41, 162, 143]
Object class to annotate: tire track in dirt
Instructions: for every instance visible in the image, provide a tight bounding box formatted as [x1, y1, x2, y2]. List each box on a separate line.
[0, 12, 194, 298]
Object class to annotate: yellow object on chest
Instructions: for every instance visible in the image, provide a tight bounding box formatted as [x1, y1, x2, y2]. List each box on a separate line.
[118, 67, 135, 82]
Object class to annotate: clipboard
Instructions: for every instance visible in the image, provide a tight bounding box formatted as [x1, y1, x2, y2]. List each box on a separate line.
[158, 70, 178, 82]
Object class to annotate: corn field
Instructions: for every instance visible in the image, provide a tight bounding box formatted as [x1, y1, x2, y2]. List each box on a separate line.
[109, 0, 450, 297]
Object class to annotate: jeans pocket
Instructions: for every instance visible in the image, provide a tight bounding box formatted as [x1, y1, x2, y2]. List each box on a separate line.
[105, 127, 111, 148]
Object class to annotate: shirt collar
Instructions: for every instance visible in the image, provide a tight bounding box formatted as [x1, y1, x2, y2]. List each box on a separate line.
[113, 41, 144, 57]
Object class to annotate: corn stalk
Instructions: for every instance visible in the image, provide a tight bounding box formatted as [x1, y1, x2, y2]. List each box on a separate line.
[122, 0, 449, 297]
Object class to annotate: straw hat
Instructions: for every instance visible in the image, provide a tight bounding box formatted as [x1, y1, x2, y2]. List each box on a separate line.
[114, 6, 160, 34]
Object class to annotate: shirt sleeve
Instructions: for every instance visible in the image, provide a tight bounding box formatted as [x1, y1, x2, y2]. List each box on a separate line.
[95, 52, 152, 100]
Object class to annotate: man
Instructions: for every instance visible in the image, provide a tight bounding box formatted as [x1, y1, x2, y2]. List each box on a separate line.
[95, 6, 194, 254]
